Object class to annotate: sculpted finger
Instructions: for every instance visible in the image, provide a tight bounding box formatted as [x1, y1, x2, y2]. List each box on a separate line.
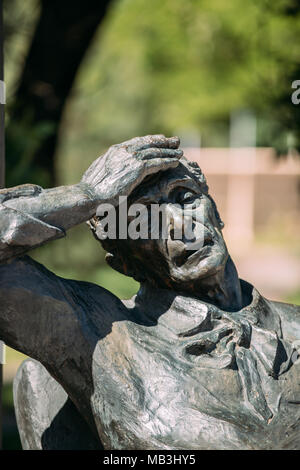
[122, 134, 180, 151]
[144, 157, 180, 175]
[165, 136, 180, 149]
[121, 134, 166, 150]
[0, 184, 43, 202]
[133, 135, 181, 151]
[136, 148, 183, 160]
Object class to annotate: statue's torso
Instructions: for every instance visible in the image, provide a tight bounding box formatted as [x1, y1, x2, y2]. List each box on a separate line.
[12, 268, 300, 450]
[88, 287, 300, 450]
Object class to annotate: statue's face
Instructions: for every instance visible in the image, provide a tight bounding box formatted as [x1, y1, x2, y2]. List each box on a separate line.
[127, 161, 228, 290]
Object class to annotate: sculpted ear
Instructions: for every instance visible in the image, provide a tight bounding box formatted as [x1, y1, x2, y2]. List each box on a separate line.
[207, 194, 224, 230]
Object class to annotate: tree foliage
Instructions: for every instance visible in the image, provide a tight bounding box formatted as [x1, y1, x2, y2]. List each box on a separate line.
[60, 0, 300, 175]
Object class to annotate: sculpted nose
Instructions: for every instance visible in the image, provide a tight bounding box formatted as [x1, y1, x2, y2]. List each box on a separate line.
[166, 204, 198, 247]
[165, 204, 184, 238]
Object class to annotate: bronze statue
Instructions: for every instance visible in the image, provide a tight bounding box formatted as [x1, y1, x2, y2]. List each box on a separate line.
[0, 135, 299, 449]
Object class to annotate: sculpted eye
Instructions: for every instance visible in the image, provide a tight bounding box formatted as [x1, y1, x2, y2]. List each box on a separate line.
[177, 191, 197, 205]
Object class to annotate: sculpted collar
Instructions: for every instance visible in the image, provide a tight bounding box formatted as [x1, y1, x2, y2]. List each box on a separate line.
[134, 280, 296, 422]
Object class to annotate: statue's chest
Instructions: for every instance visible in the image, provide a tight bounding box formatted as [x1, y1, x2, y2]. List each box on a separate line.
[90, 321, 300, 450]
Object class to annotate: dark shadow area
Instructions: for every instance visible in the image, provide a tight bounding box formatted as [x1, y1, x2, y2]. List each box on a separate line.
[3, 383, 21, 449]
[41, 397, 103, 450]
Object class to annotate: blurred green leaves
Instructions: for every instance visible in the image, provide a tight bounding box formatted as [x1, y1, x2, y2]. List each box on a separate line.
[6, 118, 55, 187]
[59, 0, 300, 166]
[6, 0, 300, 187]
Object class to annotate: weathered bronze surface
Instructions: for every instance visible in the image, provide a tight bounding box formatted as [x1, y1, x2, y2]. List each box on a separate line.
[0, 135, 299, 449]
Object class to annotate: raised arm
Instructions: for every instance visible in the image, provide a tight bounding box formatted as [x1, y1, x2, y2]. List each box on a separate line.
[0, 183, 97, 262]
[0, 135, 181, 262]
[0, 135, 181, 355]
[0, 135, 182, 437]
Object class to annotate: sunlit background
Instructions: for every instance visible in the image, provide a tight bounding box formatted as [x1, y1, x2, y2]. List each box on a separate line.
[2, 0, 300, 448]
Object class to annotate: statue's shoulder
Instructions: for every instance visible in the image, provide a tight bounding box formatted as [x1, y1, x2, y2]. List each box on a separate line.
[65, 275, 130, 327]
[268, 298, 300, 318]
[267, 297, 300, 341]
[0, 254, 130, 329]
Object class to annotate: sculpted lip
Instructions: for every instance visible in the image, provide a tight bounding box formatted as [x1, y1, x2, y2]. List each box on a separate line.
[173, 231, 214, 267]
[184, 244, 213, 266]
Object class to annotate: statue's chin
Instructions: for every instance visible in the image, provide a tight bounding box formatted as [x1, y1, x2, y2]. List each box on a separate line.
[169, 241, 227, 279]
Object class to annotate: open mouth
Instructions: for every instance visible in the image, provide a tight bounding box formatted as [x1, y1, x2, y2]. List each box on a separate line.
[174, 232, 213, 267]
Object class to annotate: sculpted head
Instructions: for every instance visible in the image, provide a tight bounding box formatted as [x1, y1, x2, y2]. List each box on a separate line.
[89, 157, 229, 295]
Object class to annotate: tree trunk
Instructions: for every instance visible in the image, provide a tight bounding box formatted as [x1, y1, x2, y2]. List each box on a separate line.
[6, 0, 111, 187]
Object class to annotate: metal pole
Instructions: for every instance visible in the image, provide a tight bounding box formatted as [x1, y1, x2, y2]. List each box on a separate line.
[0, 0, 5, 188]
[0, 1, 4, 187]
[0, 0, 5, 451]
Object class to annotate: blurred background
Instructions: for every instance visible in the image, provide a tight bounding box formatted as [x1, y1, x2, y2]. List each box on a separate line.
[2, 0, 300, 448]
